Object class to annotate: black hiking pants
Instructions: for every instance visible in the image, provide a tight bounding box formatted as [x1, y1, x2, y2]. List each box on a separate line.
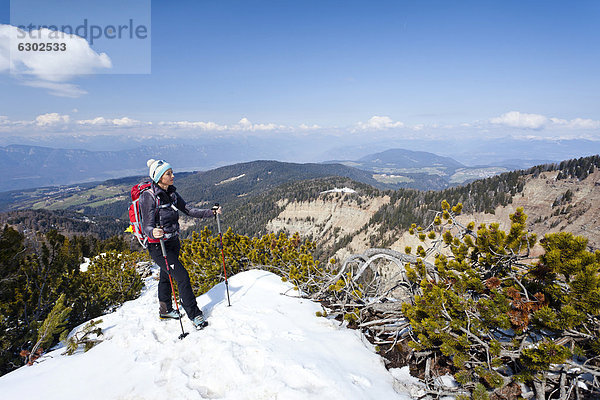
[148, 238, 202, 320]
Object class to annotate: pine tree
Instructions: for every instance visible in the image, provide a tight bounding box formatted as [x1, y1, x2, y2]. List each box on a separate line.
[62, 319, 103, 355]
[23, 294, 71, 365]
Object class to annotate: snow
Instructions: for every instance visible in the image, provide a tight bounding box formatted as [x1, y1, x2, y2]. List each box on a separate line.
[78, 253, 117, 272]
[0, 268, 412, 400]
[79, 257, 91, 272]
[577, 380, 589, 390]
[320, 187, 357, 194]
[215, 174, 246, 185]
[435, 374, 459, 388]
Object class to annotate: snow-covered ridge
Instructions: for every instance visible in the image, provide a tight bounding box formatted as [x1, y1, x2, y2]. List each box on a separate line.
[320, 187, 357, 194]
[0, 268, 412, 399]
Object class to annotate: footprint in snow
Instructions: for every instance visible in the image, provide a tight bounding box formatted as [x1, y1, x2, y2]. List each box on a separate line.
[280, 330, 305, 341]
[349, 373, 372, 388]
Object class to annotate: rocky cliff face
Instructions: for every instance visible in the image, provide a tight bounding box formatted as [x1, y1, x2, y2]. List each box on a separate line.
[451, 170, 600, 256]
[266, 191, 390, 259]
[266, 171, 600, 262]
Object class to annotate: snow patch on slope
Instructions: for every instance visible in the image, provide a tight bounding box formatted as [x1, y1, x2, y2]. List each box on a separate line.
[320, 187, 357, 194]
[215, 174, 246, 185]
[79, 257, 90, 272]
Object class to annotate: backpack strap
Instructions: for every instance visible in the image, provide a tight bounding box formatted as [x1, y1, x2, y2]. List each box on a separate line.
[151, 189, 161, 227]
[156, 190, 179, 212]
[141, 186, 162, 243]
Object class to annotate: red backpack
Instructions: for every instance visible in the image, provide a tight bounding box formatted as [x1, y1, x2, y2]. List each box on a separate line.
[128, 181, 160, 248]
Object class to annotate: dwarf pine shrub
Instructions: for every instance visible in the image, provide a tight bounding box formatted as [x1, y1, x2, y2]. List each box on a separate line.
[83, 251, 145, 314]
[401, 203, 600, 399]
[180, 227, 325, 296]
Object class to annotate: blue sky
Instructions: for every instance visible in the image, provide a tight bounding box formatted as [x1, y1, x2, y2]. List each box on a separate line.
[0, 0, 599, 149]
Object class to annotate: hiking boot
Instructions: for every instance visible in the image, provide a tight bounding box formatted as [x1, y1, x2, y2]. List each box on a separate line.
[160, 309, 182, 320]
[192, 314, 208, 329]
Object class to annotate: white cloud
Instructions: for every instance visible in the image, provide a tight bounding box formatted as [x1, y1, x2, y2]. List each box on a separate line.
[0, 24, 111, 97]
[355, 116, 405, 131]
[550, 117, 568, 125]
[1, 111, 597, 140]
[0, 116, 30, 131]
[550, 117, 600, 130]
[80, 117, 286, 132]
[157, 118, 292, 132]
[23, 80, 87, 97]
[77, 116, 142, 127]
[490, 111, 600, 131]
[237, 117, 252, 129]
[111, 117, 141, 127]
[35, 113, 70, 126]
[233, 117, 285, 132]
[299, 123, 321, 130]
[0, 116, 11, 129]
[77, 117, 108, 125]
[158, 120, 229, 131]
[490, 111, 548, 130]
[4, 25, 112, 80]
[569, 118, 600, 129]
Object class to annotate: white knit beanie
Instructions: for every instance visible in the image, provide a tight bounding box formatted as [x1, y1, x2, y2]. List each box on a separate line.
[147, 159, 172, 183]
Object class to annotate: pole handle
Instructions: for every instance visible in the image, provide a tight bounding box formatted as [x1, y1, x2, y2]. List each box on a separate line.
[212, 203, 220, 216]
[158, 226, 167, 256]
[159, 237, 167, 256]
[213, 203, 223, 234]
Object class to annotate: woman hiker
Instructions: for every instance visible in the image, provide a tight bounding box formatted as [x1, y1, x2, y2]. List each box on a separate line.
[140, 159, 221, 328]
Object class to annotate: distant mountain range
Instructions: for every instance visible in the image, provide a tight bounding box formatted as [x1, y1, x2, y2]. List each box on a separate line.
[0, 143, 262, 192]
[1, 140, 597, 192]
[325, 148, 464, 174]
[0, 145, 471, 192]
[324, 148, 528, 188]
[0, 160, 390, 216]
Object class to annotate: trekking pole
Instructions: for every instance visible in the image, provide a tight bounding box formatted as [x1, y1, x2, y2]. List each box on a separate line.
[213, 204, 231, 306]
[159, 237, 188, 340]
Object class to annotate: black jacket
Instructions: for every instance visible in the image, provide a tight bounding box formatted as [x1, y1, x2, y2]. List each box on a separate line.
[139, 183, 213, 240]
